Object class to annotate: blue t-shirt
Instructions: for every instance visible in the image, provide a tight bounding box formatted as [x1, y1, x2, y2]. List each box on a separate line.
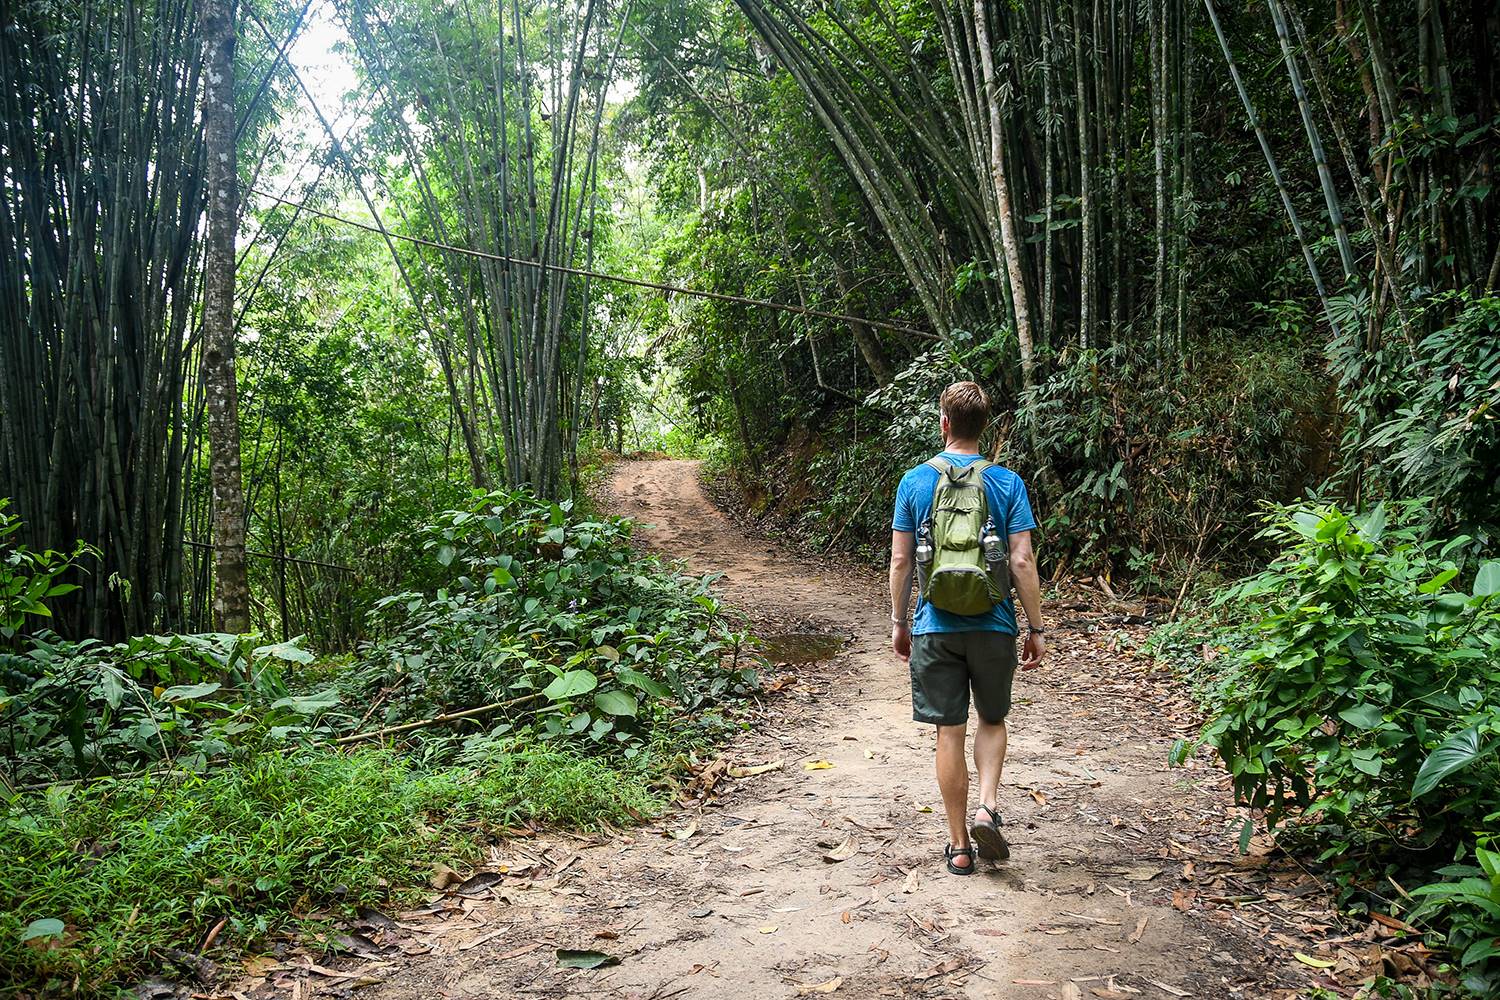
[892, 452, 1037, 635]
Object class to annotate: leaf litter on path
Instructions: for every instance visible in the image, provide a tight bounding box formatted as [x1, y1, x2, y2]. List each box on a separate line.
[822, 836, 859, 862]
[728, 759, 784, 777]
[795, 976, 843, 994]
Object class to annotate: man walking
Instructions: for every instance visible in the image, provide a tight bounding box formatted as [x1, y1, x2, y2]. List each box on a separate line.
[889, 381, 1046, 874]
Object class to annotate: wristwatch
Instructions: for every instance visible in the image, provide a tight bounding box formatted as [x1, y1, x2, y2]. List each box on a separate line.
[1027, 626, 1048, 635]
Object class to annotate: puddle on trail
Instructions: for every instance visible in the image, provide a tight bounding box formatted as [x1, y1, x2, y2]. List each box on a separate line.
[757, 631, 847, 664]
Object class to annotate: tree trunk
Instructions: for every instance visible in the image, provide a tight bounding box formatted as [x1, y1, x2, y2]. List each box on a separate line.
[200, 0, 250, 634]
[972, 0, 1037, 392]
[1267, 0, 1357, 282]
[1075, 0, 1095, 349]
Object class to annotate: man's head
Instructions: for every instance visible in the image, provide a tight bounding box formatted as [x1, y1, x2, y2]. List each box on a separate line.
[939, 381, 990, 444]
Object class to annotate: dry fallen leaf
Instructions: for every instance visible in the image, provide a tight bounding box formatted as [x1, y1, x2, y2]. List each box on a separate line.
[728, 760, 784, 778]
[669, 820, 698, 841]
[840, 911, 851, 924]
[758, 925, 778, 934]
[863, 749, 875, 759]
[915, 957, 964, 981]
[796, 977, 843, 995]
[241, 955, 280, 977]
[1122, 865, 1160, 882]
[1294, 952, 1336, 969]
[823, 836, 859, 863]
[1144, 979, 1190, 998]
[430, 863, 461, 889]
[902, 870, 921, 894]
[1172, 887, 1197, 911]
[804, 760, 836, 771]
[1128, 915, 1148, 944]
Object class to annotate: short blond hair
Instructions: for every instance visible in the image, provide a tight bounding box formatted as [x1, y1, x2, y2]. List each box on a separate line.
[939, 381, 990, 439]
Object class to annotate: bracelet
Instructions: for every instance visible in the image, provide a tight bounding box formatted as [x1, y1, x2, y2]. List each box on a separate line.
[891, 615, 908, 625]
[1027, 627, 1048, 635]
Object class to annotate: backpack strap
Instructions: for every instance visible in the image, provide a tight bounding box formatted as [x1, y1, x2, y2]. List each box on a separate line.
[968, 460, 1011, 553]
[919, 457, 951, 535]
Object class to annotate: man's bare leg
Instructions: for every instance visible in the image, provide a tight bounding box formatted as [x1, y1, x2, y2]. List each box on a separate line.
[973, 718, 1007, 823]
[935, 723, 972, 868]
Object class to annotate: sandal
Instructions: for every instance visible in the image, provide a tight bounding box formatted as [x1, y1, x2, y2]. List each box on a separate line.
[944, 843, 977, 875]
[969, 804, 1010, 862]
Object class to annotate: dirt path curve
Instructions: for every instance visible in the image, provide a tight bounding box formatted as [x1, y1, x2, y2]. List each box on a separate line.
[356, 459, 1288, 999]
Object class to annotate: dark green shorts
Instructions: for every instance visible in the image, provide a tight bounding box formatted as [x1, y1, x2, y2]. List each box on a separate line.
[909, 631, 1017, 726]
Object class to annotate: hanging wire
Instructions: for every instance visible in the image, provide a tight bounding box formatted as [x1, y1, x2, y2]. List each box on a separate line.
[247, 187, 938, 340]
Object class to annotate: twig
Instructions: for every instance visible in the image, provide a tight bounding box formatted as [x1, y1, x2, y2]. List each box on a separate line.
[334, 692, 546, 745]
[823, 488, 877, 551]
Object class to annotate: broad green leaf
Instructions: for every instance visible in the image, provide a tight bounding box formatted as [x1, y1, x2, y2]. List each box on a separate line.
[542, 670, 598, 701]
[269, 688, 341, 714]
[617, 668, 670, 699]
[556, 949, 618, 969]
[1337, 704, 1385, 730]
[1419, 568, 1459, 594]
[1474, 561, 1500, 598]
[593, 689, 638, 717]
[160, 682, 222, 703]
[253, 641, 314, 664]
[436, 544, 456, 567]
[1350, 748, 1383, 777]
[21, 918, 65, 942]
[98, 671, 125, 709]
[1429, 593, 1468, 624]
[1412, 727, 1487, 798]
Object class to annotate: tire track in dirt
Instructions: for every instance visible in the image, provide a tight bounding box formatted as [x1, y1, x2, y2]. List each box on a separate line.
[337, 459, 1290, 999]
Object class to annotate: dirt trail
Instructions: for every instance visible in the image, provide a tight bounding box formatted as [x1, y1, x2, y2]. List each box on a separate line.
[347, 459, 1294, 999]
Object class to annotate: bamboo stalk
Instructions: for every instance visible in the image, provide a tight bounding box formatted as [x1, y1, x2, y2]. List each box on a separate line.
[1202, 0, 1336, 330]
[1267, 0, 1357, 282]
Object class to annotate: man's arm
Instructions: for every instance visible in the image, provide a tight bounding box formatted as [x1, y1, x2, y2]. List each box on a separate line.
[1009, 530, 1047, 668]
[889, 530, 916, 662]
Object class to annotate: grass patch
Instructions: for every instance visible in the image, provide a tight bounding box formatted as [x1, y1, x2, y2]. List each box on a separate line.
[1, 744, 662, 997]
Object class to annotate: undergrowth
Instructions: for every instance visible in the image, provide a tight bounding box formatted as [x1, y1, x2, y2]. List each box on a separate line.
[1155, 501, 1500, 995]
[1, 488, 759, 997]
[1, 745, 661, 996]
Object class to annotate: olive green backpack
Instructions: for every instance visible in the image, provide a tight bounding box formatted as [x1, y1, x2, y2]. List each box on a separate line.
[914, 457, 1011, 615]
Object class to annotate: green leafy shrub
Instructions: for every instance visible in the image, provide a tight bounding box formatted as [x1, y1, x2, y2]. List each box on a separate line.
[1329, 291, 1500, 547]
[1192, 502, 1499, 845]
[1178, 501, 1500, 991]
[352, 488, 758, 753]
[1, 632, 331, 787]
[0, 499, 95, 642]
[1020, 339, 1328, 578]
[1410, 833, 1500, 996]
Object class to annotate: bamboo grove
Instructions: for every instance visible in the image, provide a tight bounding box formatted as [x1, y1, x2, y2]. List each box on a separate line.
[1, 0, 629, 639]
[633, 0, 1498, 568]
